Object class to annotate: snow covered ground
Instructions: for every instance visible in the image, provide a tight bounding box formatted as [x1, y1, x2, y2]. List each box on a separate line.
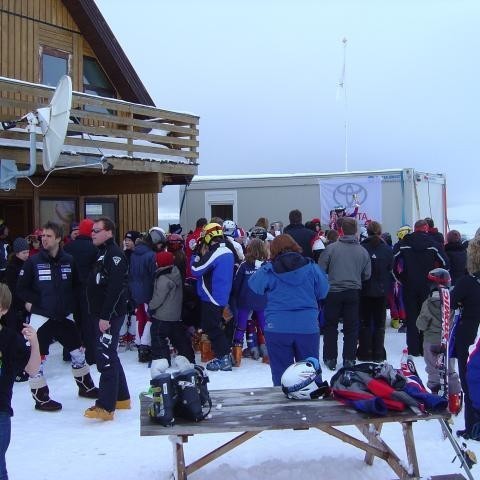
[8, 324, 480, 480]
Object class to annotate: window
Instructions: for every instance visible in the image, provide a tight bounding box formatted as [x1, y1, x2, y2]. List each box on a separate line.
[205, 191, 237, 222]
[83, 56, 116, 114]
[211, 204, 233, 221]
[85, 198, 117, 223]
[40, 46, 71, 87]
[39, 198, 77, 236]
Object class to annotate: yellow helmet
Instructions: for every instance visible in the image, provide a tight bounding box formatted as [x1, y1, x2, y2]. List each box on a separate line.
[397, 225, 412, 240]
[202, 223, 223, 245]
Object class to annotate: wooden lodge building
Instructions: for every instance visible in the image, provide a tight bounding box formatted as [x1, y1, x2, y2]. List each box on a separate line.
[0, 0, 198, 240]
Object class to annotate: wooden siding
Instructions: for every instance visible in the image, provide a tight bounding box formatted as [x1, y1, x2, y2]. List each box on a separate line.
[118, 193, 157, 238]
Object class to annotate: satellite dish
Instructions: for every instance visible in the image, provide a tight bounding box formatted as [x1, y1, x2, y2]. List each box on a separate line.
[37, 75, 72, 171]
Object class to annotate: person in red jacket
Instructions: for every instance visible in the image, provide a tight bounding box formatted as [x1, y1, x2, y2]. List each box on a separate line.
[185, 217, 207, 280]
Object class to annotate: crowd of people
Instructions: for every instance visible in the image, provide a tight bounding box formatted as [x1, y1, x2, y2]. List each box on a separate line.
[1, 209, 480, 478]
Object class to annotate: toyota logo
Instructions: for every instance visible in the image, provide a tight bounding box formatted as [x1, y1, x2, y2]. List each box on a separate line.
[333, 183, 367, 207]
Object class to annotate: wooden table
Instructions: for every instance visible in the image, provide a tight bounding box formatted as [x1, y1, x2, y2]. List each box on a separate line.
[140, 387, 451, 480]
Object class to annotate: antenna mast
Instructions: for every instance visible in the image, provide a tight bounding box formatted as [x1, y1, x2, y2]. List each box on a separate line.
[339, 37, 348, 172]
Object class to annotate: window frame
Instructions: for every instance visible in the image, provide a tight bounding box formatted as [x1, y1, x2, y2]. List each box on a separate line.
[39, 45, 72, 86]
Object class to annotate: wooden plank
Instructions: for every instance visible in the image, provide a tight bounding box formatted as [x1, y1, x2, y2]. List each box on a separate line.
[185, 432, 260, 477]
[364, 422, 383, 465]
[402, 422, 420, 478]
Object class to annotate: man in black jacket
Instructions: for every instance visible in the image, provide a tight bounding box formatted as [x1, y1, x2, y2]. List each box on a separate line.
[284, 209, 315, 259]
[17, 221, 98, 412]
[84, 217, 130, 421]
[393, 219, 449, 356]
[64, 218, 98, 365]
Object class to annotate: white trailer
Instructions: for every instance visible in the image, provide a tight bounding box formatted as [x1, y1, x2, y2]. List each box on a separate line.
[179, 168, 447, 236]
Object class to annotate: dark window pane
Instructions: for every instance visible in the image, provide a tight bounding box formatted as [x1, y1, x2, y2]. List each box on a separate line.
[83, 57, 115, 96]
[42, 54, 67, 87]
[211, 204, 233, 221]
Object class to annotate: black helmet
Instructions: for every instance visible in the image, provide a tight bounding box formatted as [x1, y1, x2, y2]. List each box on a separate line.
[427, 268, 451, 288]
[249, 226, 267, 241]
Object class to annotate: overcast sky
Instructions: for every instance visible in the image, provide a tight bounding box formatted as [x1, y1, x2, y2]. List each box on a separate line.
[96, 0, 479, 218]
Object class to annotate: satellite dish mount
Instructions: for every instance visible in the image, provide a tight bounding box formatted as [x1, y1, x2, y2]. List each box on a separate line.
[0, 75, 72, 189]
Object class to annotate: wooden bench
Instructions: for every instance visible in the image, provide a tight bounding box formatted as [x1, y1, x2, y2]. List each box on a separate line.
[140, 386, 454, 480]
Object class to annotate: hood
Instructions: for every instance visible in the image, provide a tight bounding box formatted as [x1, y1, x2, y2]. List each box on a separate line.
[266, 252, 310, 286]
[154, 265, 181, 286]
[361, 235, 383, 248]
[132, 243, 153, 256]
[402, 231, 436, 251]
[338, 234, 358, 244]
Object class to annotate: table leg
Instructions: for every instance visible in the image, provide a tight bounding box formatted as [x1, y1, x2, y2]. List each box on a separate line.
[169, 435, 188, 480]
[402, 422, 420, 478]
[364, 422, 383, 465]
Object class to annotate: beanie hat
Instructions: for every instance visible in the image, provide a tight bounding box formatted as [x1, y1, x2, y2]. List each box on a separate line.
[156, 250, 174, 268]
[70, 222, 79, 233]
[79, 219, 94, 237]
[124, 230, 141, 243]
[13, 237, 29, 254]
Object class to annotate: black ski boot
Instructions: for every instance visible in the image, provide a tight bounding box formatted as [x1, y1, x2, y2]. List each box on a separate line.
[148, 374, 177, 426]
[73, 365, 99, 399]
[30, 378, 62, 412]
[138, 345, 152, 363]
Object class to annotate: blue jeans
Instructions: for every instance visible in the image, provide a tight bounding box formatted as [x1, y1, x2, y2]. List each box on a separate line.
[0, 412, 11, 480]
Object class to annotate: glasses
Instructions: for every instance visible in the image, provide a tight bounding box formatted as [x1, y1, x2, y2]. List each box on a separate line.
[92, 228, 105, 234]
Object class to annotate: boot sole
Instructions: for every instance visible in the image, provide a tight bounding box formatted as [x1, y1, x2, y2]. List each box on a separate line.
[35, 405, 62, 412]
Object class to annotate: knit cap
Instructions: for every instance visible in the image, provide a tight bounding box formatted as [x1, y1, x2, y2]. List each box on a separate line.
[79, 219, 94, 237]
[125, 230, 141, 243]
[13, 237, 29, 253]
[156, 250, 174, 268]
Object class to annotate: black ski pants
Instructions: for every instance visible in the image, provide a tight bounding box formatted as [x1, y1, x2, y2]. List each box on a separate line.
[92, 314, 130, 412]
[150, 319, 195, 364]
[357, 296, 387, 361]
[37, 318, 82, 356]
[323, 289, 360, 363]
[403, 287, 428, 356]
[200, 301, 230, 358]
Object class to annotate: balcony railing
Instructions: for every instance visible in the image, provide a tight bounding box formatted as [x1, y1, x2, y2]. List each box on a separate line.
[0, 76, 199, 166]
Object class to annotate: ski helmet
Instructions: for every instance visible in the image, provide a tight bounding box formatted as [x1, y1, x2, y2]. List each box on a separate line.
[334, 205, 346, 214]
[222, 220, 237, 237]
[249, 226, 267, 241]
[396, 225, 412, 240]
[148, 227, 167, 246]
[270, 221, 284, 235]
[166, 233, 184, 252]
[427, 268, 451, 288]
[281, 358, 324, 400]
[359, 226, 368, 241]
[202, 223, 223, 245]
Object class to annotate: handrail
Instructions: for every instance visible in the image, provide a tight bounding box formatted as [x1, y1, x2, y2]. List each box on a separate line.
[0, 76, 199, 164]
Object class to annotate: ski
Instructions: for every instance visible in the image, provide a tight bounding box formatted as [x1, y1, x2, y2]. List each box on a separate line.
[437, 285, 451, 399]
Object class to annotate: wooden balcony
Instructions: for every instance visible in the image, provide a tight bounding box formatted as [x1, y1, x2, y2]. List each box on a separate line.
[0, 76, 199, 185]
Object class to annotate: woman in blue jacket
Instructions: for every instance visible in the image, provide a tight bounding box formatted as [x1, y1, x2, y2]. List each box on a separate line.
[249, 234, 329, 385]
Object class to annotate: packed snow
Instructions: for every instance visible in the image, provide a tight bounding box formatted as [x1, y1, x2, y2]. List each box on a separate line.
[8, 323, 480, 480]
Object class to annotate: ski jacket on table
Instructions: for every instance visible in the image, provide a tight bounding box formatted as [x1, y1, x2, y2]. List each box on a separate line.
[231, 260, 267, 311]
[248, 252, 329, 334]
[451, 273, 480, 350]
[86, 238, 128, 320]
[283, 224, 315, 258]
[416, 291, 454, 344]
[393, 231, 448, 292]
[360, 235, 393, 297]
[149, 265, 183, 322]
[63, 235, 98, 285]
[445, 241, 467, 286]
[128, 242, 156, 305]
[17, 248, 79, 321]
[318, 235, 371, 292]
[0, 325, 30, 416]
[191, 241, 234, 306]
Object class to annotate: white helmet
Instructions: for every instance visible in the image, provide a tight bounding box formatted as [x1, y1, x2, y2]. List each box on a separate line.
[222, 220, 237, 237]
[148, 227, 166, 246]
[281, 358, 324, 400]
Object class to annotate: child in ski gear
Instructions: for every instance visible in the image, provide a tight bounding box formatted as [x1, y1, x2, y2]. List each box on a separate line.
[0, 283, 41, 479]
[416, 268, 462, 398]
[451, 237, 480, 439]
[249, 234, 329, 385]
[191, 223, 234, 371]
[149, 250, 195, 377]
[231, 238, 268, 365]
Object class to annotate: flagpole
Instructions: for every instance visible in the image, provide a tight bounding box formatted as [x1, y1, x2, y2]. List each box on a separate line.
[340, 37, 348, 172]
